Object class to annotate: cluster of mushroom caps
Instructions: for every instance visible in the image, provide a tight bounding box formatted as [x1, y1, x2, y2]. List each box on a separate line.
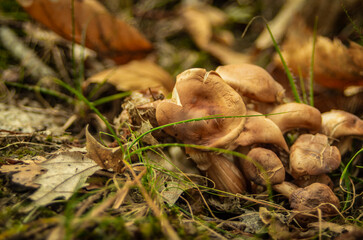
[154, 64, 363, 219]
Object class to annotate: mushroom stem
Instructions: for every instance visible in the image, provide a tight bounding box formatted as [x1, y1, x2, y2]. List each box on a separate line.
[207, 154, 247, 194]
[272, 181, 299, 198]
[186, 148, 247, 194]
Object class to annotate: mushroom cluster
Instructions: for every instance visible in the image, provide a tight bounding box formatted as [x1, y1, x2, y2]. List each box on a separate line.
[145, 64, 362, 220]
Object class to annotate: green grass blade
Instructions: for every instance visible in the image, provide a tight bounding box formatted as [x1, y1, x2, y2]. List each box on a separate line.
[309, 17, 318, 106]
[3, 81, 76, 104]
[265, 22, 301, 103]
[53, 77, 123, 147]
[127, 112, 289, 151]
[92, 92, 131, 106]
[340, 147, 363, 211]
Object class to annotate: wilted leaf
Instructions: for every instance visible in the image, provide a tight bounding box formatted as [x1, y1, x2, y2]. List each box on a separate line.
[181, 6, 212, 49]
[0, 157, 46, 188]
[17, 0, 152, 64]
[255, 0, 306, 49]
[275, 19, 363, 90]
[28, 151, 101, 208]
[180, 4, 250, 64]
[85, 126, 124, 173]
[85, 59, 174, 93]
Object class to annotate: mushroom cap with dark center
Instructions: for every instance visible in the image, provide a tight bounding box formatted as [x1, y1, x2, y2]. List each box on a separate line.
[156, 68, 246, 149]
[289, 133, 341, 179]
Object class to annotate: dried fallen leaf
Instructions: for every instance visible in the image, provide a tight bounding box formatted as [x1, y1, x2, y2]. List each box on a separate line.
[0, 157, 46, 188]
[85, 126, 124, 173]
[28, 151, 101, 208]
[275, 19, 363, 90]
[17, 0, 152, 64]
[180, 4, 250, 64]
[85, 59, 174, 93]
[255, 0, 306, 50]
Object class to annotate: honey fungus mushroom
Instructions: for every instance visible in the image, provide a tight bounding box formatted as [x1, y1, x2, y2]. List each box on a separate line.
[233, 110, 289, 152]
[267, 102, 322, 134]
[156, 68, 248, 193]
[321, 110, 363, 139]
[216, 63, 286, 103]
[273, 182, 340, 218]
[240, 147, 285, 187]
[289, 133, 341, 179]
[156, 68, 246, 149]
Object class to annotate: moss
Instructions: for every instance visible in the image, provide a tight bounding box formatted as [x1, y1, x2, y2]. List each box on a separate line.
[0, 0, 29, 21]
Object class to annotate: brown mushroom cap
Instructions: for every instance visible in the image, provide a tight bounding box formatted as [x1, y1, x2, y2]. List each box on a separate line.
[289, 133, 341, 179]
[216, 63, 285, 103]
[241, 147, 285, 186]
[267, 102, 322, 134]
[322, 110, 363, 139]
[233, 110, 289, 152]
[290, 182, 340, 216]
[273, 182, 340, 216]
[156, 68, 246, 149]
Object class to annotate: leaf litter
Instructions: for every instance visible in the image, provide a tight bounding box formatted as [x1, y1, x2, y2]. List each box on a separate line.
[27, 151, 101, 209]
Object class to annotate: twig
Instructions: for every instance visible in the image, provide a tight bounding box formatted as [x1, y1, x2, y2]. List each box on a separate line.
[0, 26, 58, 80]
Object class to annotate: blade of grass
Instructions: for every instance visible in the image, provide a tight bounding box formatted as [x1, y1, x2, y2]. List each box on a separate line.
[53, 77, 123, 147]
[127, 112, 290, 151]
[92, 92, 131, 106]
[309, 16, 318, 106]
[125, 142, 287, 210]
[340, 1, 363, 43]
[264, 21, 301, 103]
[3, 81, 75, 104]
[340, 147, 363, 211]
[242, 16, 301, 103]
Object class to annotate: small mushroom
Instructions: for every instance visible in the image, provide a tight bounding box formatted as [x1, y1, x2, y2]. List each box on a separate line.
[186, 148, 247, 193]
[216, 63, 285, 103]
[267, 102, 322, 134]
[156, 68, 246, 149]
[321, 110, 363, 139]
[240, 147, 285, 186]
[233, 110, 289, 152]
[273, 181, 340, 216]
[289, 133, 341, 179]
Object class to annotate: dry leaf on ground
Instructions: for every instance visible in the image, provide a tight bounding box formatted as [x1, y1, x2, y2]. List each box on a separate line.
[255, 0, 306, 49]
[28, 151, 101, 208]
[275, 19, 363, 90]
[85, 126, 124, 173]
[85, 59, 174, 93]
[17, 0, 152, 64]
[0, 157, 46, 188]
[180, 4, 250, 64]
